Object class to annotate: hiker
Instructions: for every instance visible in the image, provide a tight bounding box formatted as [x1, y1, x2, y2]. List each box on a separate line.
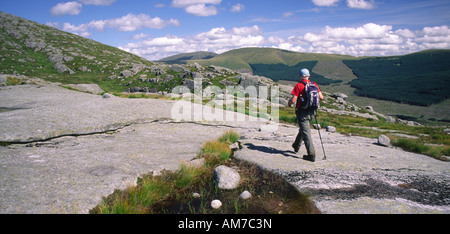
[288, 68, 324, 162]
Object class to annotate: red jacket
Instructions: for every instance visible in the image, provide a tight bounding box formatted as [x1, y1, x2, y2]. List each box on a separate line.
[291, 79, 321, 109]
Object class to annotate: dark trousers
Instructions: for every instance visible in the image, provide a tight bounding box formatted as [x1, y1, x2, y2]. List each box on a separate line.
[293, 109, 316, 156]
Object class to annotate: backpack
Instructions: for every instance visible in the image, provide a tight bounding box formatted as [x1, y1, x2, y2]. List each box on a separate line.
[299, 81, 320, 110]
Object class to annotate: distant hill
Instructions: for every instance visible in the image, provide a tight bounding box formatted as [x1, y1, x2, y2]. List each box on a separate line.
[345, 49, 450, 106]
[0, 11, 153, 92]
[189, 47, 357, 71]
[158, 51, 218, 64]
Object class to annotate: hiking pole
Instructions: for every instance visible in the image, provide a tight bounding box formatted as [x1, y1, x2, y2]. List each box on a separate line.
[314, 114, 327, 160]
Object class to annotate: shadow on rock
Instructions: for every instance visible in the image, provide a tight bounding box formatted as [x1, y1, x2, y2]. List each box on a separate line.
[244, 143, 300, 159]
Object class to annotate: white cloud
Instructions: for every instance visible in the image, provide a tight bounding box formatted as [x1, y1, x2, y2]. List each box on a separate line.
[50, 2, 82, 16]
[312, 0, 377, 10]
[395, 29, 416, 38]
[171, 0, 222, 7]
[50, 0, 116, 16]
[324, 23, 392, 39]
[185, 4, 218, 16]
[120, 25, 265, 60]
[231, 3, 245, 13]
[133, 33, 151, 40]
[77, 0, 116, 6]
[105, 13, 180, 31]
[172, 0, 222, 16]
[312, 0, 340, 7]
[48, 13, 179, 37]
[346, 0, 375, 10]
[416, 26, 450, 50]
[268, 23, 450, 57]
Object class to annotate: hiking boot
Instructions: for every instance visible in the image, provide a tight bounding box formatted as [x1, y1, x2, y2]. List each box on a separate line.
[292, 143, 299, 153]
[303, 155, 316, 162]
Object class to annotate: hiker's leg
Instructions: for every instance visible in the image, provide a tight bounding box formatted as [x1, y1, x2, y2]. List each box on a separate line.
[293, 110, 304, 150]
[293, 113, 303, 149]
[293, 128, 303, 149]
[299, 114, 316, 157]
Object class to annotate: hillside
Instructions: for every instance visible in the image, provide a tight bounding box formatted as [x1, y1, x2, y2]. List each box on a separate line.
[158, 51, 217, 64]
[0, 12, 245, 94]
[189, 47, 357, 72]
[345, 49, 450, 106]
[0, 11, 156, 93]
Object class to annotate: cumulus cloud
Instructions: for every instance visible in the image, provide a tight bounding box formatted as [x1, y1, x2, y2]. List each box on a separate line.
[48, 13, 179, 37]
[172, 0, 222, 16]
[269, 23, 450, 57]
[105, 13, 180, 31]
[50, 0, 116, 16]
[347, 0, 375, 10]
[50, 2, 83, 16]
[119, 25, 265, 60]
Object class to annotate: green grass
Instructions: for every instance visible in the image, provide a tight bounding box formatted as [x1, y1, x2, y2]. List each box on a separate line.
[90, 130, 319, 214]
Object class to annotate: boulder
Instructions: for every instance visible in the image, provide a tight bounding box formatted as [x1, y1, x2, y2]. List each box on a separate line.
[54, 62, 74, 74]
[326, 126, 336, 133]
[365, 106, 374, 112]
[66, 84, 104, 94]
[120, 70, 133, 78]
[102, 93, 115, 99]
[214, 165, 240, 190]
[378, 134, 391, 147]
[332, 92, 348, 101]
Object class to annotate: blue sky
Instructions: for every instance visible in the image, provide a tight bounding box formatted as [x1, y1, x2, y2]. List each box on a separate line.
[1, 0, 450, 60]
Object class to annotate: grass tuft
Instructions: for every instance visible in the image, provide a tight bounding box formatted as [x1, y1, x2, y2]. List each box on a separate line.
[90, 130, 319, 214]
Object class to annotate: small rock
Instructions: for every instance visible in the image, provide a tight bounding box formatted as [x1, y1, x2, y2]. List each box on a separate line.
[211, 200, 222, 209]
[365, 106, 374, 112]
[326, 126, 336, 133]
[192, 193, 201, 198]
[214, 165, 241, 190]
[313, 124, 321, 130]
[378, 134, 391, 147]
[120, 70, 133, 78]
[239, 190, 252, 200]
[102, 93, 114, 99]
[332, 92, 348, 100]
[229, 142, 240, 151]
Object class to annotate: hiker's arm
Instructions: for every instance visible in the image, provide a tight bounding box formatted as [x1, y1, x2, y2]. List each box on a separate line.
[319, 92, 324, 100]
[288, 95, 298, 107]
